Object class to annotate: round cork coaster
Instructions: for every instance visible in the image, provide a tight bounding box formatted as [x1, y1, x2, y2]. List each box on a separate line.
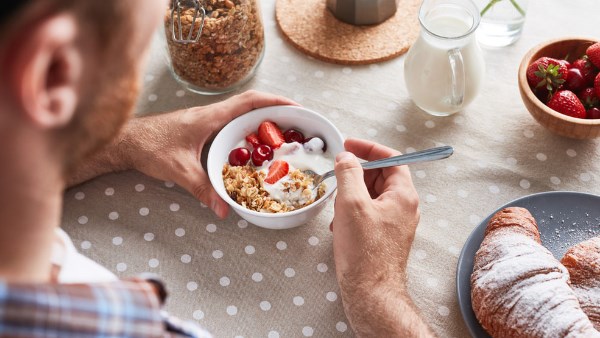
[275, 0, 421, 65]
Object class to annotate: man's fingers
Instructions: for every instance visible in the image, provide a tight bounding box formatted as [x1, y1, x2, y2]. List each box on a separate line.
[334, 152, 371, 206]
[178, 167, 229, 219]
[215, 90, 298, 126]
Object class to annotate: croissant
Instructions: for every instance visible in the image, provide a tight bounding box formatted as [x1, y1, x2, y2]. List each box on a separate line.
[471, 207, 600, 337]
[561, 236, 600, 330]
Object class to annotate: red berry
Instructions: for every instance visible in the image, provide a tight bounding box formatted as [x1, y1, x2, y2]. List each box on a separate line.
[258, 121, 285, 149]
[526, 57, 568, 93]
[565, 68, 586, 92]
[587, 107, 600, 119]
[572, 57, 598, 86]
[547, 90, 587, 119]
[245, 133, 261, 149]
[557, 59, 571, 69]
[595, 72, 600, 99]
[586, 42, 600, 69]
[251, 144, 273, 166]
[264, 160, 290, 184]
[579, 87, 599, 109]
[228, 147, 251, 166]
[283, 129, 305, 143]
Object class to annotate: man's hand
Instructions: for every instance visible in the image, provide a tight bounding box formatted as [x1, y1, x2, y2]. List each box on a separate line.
[68, 90, 296, 218]
[332, 138, 435, 337]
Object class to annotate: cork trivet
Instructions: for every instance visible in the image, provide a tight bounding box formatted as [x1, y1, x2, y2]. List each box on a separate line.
[275, 0, 421, 65]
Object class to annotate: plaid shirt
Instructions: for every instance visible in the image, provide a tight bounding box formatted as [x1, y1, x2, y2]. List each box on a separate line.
[0, 278, 212, 338]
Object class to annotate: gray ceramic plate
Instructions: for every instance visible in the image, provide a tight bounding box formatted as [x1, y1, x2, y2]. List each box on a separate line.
[456, 191, 600, 338]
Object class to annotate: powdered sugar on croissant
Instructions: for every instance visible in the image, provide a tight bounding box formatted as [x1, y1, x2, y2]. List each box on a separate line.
[471, 207, 600, 338]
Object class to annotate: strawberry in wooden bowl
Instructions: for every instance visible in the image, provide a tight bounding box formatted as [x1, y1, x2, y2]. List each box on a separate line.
[518, 38, 600, 139]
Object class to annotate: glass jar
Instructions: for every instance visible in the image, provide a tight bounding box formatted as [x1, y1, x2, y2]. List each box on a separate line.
[164, 0, 265, 95]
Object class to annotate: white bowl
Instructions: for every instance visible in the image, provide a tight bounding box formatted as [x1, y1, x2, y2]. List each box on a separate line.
[207, 105, 345, 229]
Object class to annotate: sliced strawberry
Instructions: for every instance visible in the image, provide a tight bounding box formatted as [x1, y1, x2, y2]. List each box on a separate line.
[258, 121, 285, 149]
[264, 160, 289, 184]
[547, 90, 586, 119]
[245, 133, 261, 149]
[586, 42, 600, 69]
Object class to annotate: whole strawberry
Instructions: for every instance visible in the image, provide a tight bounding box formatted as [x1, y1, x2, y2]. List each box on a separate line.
[586, 42, 600, 69]
[579, 87, 599, 109]
[596, 72, 600, 99]
[547, 90, 587, 119]
[526, 57, 568, 96]
[572, 56, 598, 86]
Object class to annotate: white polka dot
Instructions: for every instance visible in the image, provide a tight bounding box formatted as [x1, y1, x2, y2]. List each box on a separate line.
[112, 237, 123, 245]
[406, 147, 416, 154]
[187, 281, 198, 291]
[307, 236, 319, 246]
[145, 74, 154, 82]
[148, 94, 158, 102]
[446, 165, 458, 174]
[520, 179, 531, 189]
[536, 153, 547, 161]
[342, 67, 352, 74]
[74, 192, 85, 200]
[212, 250, 223, 259]
[200, 203, 207, 208]
[437, 219, 449, 228]
[139, 207, 149, 216]
[322, 91, 332, 98]
[506, 157, 518, 166]
[181, 254, 192, 263]
[144, 233, 155, 241]
[550, 176, 561, 185]
[175, 228, 186, 237]
[78, 216, 88, 225]
[317, 263, 328, 272]
[276, 241, 287, 250]
[454, 115, 465, 124]
[448, 246, 460, 256]
[302, 326, 313, 337]
[220, 276, 230, 287]
[226, 305, 237, 316]
[176, 90, 186, 97]
[252, 272, 263, 282]
[426, 277, 439, 287]
[523, 130, 534, 138]
[108, 212, 119, 220]
[287, 74, 297, 82]
[566, 149, 577, 157]
[438, 305, 450, 316]
[488, 185, 500, 194]
[580, 172, 592, 182]
[367, 128, 378, 137]
[116, 263, 127, 272]
[457, 189, 469, 198]
[284, 268, 295, 277]
[268, 331, 280, 338]
[336, 322, 348, 332]
[245, 245, 256, 255]
[314, 71, 324, 78]
[105, 187, 115, 196]
[206, 223, 217, 233]
[81, 241, 91, 250]
[260, 301, 271, 311]
[414, 249, 427, 260]
[425, 120, 435, 128]
[149, 258, 159, 268]
[165, 181, 175, 188]
[415, 170, 426, 178]
[170, 203, 180, 212]
[395, 124, 407, 132]
[237, 220, 248, 228]
[135, 184, 145, 192]
[326, 291, 337, 302]
[192, 310, 204, 320]
[425, 194, 437, 203]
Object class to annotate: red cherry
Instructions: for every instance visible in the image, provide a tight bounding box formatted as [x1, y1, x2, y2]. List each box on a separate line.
[251, 144, 273, 166]
[587, 107, 600, 119]
[565, 68, 586, 92]
[228, 147, 251, 166]
[283, 129, 305, 143]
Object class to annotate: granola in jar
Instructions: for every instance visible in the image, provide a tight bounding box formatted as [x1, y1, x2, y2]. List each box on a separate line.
[165, 0, 265, 94]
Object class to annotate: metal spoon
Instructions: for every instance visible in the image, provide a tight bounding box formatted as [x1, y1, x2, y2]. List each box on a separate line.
[305, 146, 454, 188]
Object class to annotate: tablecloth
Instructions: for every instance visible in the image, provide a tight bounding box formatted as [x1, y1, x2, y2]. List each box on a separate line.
[62, 0, 600, 337]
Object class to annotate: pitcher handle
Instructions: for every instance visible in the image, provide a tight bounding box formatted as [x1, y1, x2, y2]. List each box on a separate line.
[448, 48, 465, 107]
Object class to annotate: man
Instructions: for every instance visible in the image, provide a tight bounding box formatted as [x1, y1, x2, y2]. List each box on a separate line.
[0, 0, 434, 337]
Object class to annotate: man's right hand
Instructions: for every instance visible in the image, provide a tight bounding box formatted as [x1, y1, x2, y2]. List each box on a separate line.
[331, 138, 435, 337]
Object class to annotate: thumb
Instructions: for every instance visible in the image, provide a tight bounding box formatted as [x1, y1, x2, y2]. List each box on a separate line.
[334, 152, 370, 205]
[178, 168, 229, 219]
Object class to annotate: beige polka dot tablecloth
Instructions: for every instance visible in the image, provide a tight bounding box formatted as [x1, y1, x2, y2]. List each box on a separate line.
[62, 1, 600, 337]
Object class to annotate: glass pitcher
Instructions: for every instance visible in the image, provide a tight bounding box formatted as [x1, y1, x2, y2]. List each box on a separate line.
[404, 0, 485, 116]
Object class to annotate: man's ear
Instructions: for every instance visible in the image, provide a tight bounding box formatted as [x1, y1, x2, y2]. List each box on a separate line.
[4, 12, 83, 129]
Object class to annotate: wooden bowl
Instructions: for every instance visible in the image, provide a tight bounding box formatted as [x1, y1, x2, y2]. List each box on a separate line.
[518, 37, 600, 139]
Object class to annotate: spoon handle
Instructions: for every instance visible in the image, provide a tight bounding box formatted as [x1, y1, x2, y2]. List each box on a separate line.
[360, 146, 454, 170]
